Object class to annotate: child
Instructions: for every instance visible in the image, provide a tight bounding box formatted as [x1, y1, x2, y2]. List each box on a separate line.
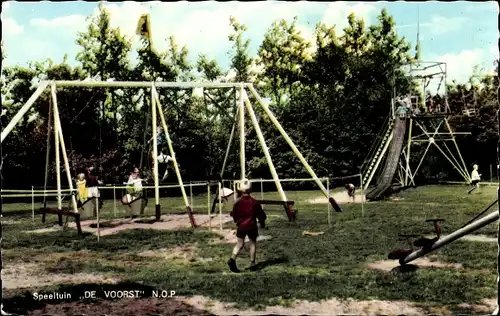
[228, 179, 267, 273]
[75, 173, 87, 208]
[468, 164, 481, 194]
[344, 183, 356, 202]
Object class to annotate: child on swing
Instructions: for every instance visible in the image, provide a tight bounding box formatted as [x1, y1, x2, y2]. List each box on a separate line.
[228, 179, 267, 273]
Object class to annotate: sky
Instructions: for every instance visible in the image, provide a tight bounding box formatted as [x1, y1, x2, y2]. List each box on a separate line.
[1, 1, 499, 86]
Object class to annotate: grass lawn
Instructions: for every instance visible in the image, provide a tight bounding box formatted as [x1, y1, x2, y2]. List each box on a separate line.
[1, 184, 498, 315]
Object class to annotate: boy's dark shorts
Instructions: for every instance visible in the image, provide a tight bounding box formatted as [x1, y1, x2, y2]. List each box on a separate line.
[236, 227, 259, 241]
[471, 180, 479, 185]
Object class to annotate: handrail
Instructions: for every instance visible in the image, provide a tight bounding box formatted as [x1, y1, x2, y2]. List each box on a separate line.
[361, 113, 392, 175]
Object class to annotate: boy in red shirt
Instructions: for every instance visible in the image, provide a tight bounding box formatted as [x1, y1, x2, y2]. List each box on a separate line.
[228, 179, 267, 273]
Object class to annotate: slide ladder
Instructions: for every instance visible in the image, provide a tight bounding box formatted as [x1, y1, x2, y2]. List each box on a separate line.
[366, 117, 407, 200]
[362, 118, 395, 190]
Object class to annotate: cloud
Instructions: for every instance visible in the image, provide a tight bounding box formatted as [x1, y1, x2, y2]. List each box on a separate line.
[322, 2, 378, 34]
[30, 14, 87, 32]
[1, 2, 24, 37]
[437, 48, 495, 83]
[423, 15, 468, 35]
[2, 17, 24, 37]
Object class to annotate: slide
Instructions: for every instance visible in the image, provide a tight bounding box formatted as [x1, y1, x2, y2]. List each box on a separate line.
[366, 117, 407, 201]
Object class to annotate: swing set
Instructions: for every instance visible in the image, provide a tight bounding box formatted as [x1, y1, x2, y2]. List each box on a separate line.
[1, 80, 343, 238]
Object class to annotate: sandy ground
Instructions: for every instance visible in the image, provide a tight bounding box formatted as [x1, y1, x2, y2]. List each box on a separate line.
[183, 295, 424, 315]
[138, 243, 214, 263]
[420, 233, 497, 243]
[209, 228, 273, 244]
[458, 298, 497, 313]
[455, 234, 497, 243]
[367, 257, 463, 272]
[25, 214, 234, 236]
[2, 262, 119, 290]
[308, 192, 366, 204]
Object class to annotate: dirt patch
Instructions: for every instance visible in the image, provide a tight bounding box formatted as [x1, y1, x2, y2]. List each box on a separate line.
[24, 226, 61, 234]
[2, 262, 119, 290]
[211, 228, 272, 244]
[138, 243, 213, 263]
[25, 214, 233, 236]
[7, 297, 211, 316]
[458, 234, 497, 243]
[367, 257, 462, 272]
[183, 295, 424, 315]
[458, 298, 497, 313]
[308, 192, 366, 204]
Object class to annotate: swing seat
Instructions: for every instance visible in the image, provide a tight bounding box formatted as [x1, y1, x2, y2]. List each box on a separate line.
[413, 236, 439, 248]
[79, 197, 102, 219]
[388, 249, 412, 260]
[220, 187, 234, 199]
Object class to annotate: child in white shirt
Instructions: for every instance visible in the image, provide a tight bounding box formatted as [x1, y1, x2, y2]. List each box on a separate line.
[468, 164, 481, 194]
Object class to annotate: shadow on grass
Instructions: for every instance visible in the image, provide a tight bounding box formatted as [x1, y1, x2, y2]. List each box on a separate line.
[391, 264, 419, 273]
[244, 257, 289, 272]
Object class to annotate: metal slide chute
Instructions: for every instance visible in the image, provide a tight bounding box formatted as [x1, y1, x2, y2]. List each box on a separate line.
[366, 117, 407, 200]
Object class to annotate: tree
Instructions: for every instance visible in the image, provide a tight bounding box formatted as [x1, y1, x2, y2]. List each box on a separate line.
[257, 17, 312, 108]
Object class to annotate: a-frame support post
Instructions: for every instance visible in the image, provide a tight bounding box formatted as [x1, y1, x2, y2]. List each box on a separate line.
[239, 86, 245, 180]
[151, 84, 161, 220]
[242, 90, 295, 221]
[405, 118, 413, 186]
[53, 85, 62, 212]
[51, 83, 78, 213]
[43, 94, 53, 209]
[444, 117, 471, 182]
[1, 81, 49, 143]
[247, 85, 342, 212]
[152, 85, 197, 227]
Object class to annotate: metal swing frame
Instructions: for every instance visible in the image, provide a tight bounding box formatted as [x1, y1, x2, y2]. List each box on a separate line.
[1, 80, 343, 229]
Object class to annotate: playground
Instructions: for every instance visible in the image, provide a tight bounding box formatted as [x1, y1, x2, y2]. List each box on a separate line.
[1, 3, 498, 314]
[1, 184, 498, 315]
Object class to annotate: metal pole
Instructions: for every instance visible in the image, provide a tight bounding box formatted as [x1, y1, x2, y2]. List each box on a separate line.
[239, 86, 245, 180]
[31, 186, 35, 222]
[444, 118, 470, 181]
[190, 181, 193, 210]
[1, 82, 49, 143]
[491, 164, 493, 184]
[113, 187, 116, 217]
[218, 182, 223, 231]
[248, 85, 341, 211]
[151, 85, 160, 218]
[327, 178, 331, 226]
[233, 181, 237, 202]
[242, 91, 287, 204]
[207, 183, 211, 231]
[53, 80, 249, 89]
[401, 210, 499, 264]
[152, 86, 195, 226]
[220, 106, 239, 179]
[96, 193, 100, 242]
[53, 88, 62, 211]
[51, 84, 78, 212]
[260, 178, 264, 210]
[360, 173, 364, 217]
[405, 118, 413, 186]
[43, 96, 53, 209]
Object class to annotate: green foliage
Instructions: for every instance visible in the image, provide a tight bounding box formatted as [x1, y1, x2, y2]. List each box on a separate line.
[1, 7, 498, 188]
